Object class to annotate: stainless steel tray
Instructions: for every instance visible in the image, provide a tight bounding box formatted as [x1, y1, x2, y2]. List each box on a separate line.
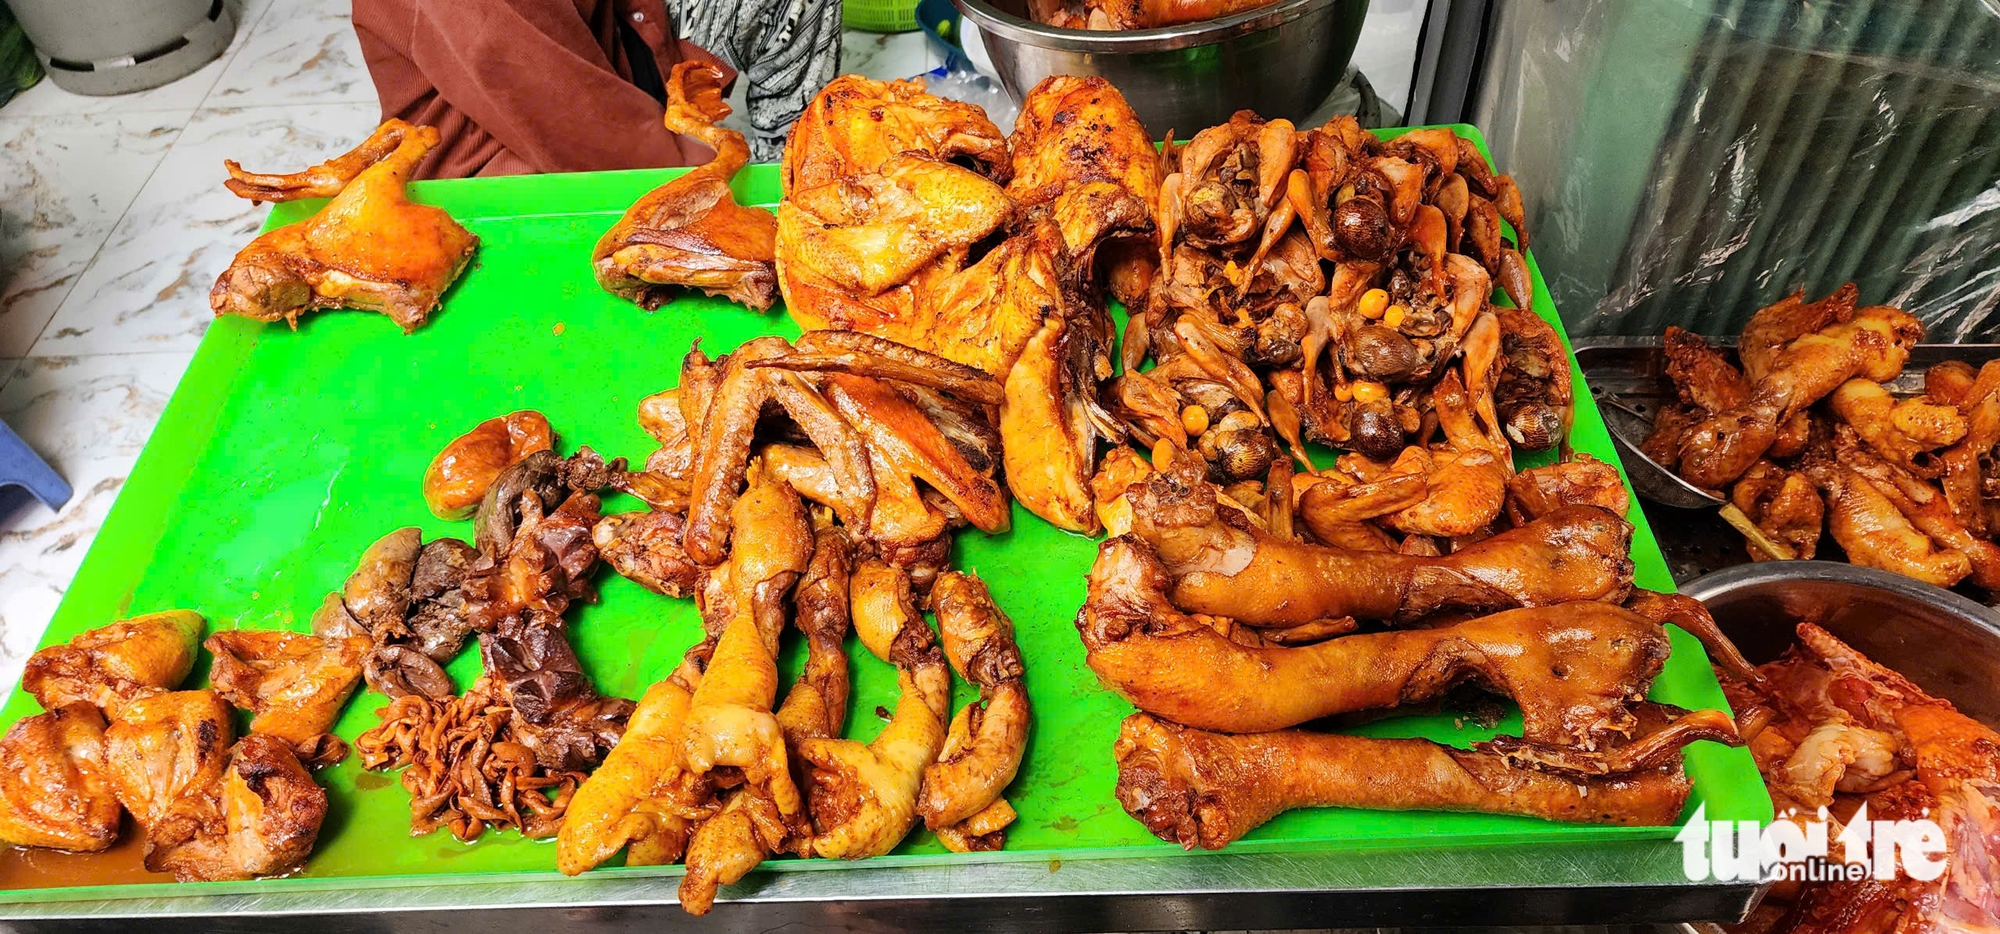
[1573, 337, 2000, 583]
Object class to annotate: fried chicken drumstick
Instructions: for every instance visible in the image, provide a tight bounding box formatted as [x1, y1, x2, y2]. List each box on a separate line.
[593, 62, 778, 311]
[211, 119, 477, 332]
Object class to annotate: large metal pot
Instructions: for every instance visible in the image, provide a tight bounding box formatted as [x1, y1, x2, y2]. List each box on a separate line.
[953, 0, 1368, 138]
[1681, 561, 2000, 726]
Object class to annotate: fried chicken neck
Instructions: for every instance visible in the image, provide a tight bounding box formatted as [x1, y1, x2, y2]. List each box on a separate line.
[211, 120, 478, 331]
[1077, 536, 1669, 736]
[917, 572, 1029, 851]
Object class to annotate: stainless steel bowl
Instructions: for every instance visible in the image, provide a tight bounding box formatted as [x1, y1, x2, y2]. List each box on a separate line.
[1681, 561, 2000, 726]
[953, 0, 1368, 137]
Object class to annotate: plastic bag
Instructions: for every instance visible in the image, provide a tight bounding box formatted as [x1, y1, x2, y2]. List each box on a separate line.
[915, 63, 1018, 132]
[1473, 0, 2000, 340]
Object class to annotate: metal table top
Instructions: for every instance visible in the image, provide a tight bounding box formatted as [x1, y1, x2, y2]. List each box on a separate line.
[0, 839, 1758, 933]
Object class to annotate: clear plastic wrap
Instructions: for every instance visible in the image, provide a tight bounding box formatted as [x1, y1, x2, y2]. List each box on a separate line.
[1473, 0, 2000, 340]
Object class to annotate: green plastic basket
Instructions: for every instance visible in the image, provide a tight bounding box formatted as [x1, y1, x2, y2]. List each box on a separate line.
[844, 0, 920, 33]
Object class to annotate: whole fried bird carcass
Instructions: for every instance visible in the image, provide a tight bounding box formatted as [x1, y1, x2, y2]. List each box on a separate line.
[1720, 624, 2000, 934]
[211, 120, 477, 332]
[777, 75, 1159, 534]
[593, 61, 778, 311]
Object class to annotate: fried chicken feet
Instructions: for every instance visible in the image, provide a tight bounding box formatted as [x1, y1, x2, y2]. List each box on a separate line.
[211, 120, 477, 331]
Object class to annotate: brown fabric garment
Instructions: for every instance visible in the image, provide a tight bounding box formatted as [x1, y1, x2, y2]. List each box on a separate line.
[353, 0, 734, 179]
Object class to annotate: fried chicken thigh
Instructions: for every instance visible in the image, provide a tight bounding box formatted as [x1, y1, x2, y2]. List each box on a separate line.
[594, 62, 777, 311]
[0, 704, 119, 852]
[23, 610, 204, 718]
[211, 120, 477, 331]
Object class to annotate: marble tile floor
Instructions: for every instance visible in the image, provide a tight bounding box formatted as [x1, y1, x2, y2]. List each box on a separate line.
[0, 2, 939, 692]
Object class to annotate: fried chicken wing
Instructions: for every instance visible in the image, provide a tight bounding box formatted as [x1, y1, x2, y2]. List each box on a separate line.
[205, 630, 370, 749]
[1801, 457, 1972, 588]
[0, 704, 118, 852]
[917, 572, 1028, 851]
[211, 120, 477, 331]
[1679, 296, 1923, 488]
[1662, 326, 1750, 413]
[146, 734, 328, 881]
[1078, 536, 1670, 737]
[1506, 455, 1629, 523]
[1829, 378, 1965, 474]
[1115, 708, 1731, 850]
[102, 690, 234, 830]
[594, 62, 777, 311]
[1132, 464, 1633, 625]
[22, 610, 204, 717]
[799, 562, 951, 860]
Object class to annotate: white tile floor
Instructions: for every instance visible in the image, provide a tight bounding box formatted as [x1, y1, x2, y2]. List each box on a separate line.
[0, 1, 938, 691]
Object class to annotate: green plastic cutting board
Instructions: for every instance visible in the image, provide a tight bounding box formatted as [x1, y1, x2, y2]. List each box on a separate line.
[0, 125, 1770, 902]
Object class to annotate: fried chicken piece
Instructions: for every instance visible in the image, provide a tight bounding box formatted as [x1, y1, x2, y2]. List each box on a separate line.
[1078, 535, 1670, 737]
[1834, 428, 2000, 590]
[593, 509, 701, 597]
[1115, 707, 1731, 849]
[1297, 471, 1422, 551]
[1640, 400, 1701, 473]
[1493, 305, 1573, 451]
[594, 62, 777, 311]
[205, 630, 370, 750]
[1829, 378, 1965, 475]
[1006, 75, 1161, 305]
[821, 370, 1010, 543]
[102, 690, 234, 831]
[0, 704, 118, 851]
[1029, 0, 1280, 29]
[423, 411, 554, 520]
[798, 561, 951, 859]
[1737, 285, 1856, 384]
[678, 465, 812, 818]
[555, 605, 724, 877]
[1506, 455, 1629, 524]
[1662, 326, 1750, 413]
[917, 572, 1028, 851]
[1730, 460, 1823, 561]
[146, 734, 328, 881]
[211, 120, 477, 331]
[1132, 463, 1634, 625]
[22, 610, 204, 718]
[1939, 360, 2000, 536]
[683, 337, 874, 566]
[780, 75, 1010, 192]
[1800, 457, 1972, 588]
[1680, 292, 1923, 488]
[679, 526, 854, 915]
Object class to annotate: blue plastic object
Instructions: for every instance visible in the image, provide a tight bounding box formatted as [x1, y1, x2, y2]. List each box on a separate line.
[0, 418, 70, 510]
[916, 0, 973, 73]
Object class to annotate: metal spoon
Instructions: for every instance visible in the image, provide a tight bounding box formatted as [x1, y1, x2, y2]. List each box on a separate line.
[1589, 387, 1727, 509]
